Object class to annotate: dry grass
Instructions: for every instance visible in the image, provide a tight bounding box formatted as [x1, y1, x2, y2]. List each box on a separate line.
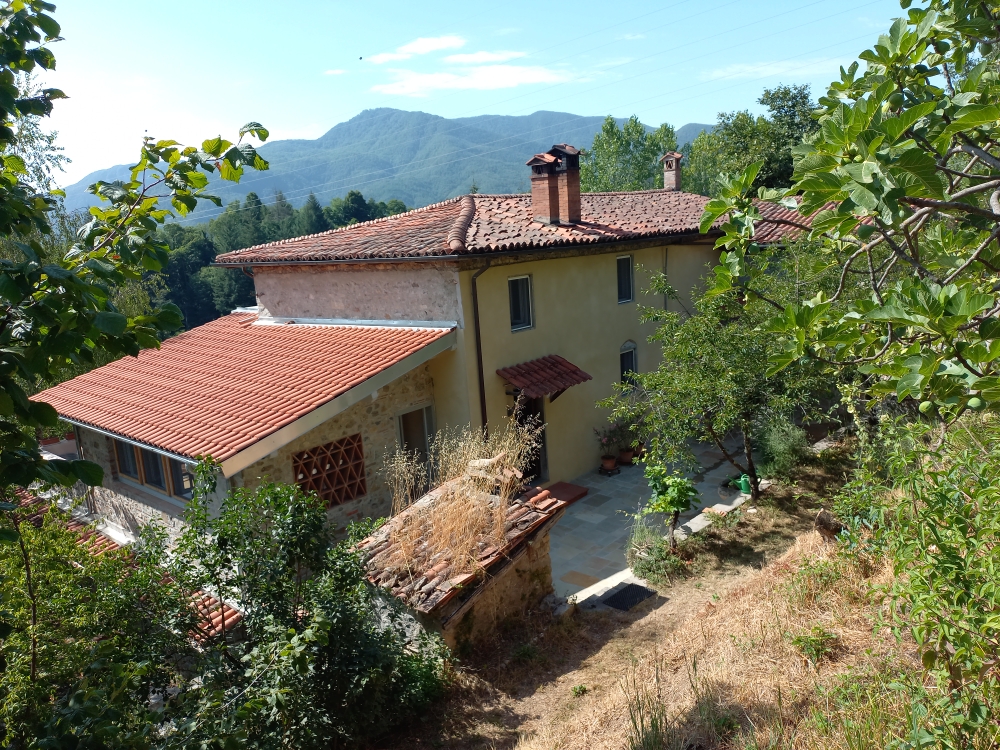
[381, 417, 544, 577]
[512, 532, 912, 750]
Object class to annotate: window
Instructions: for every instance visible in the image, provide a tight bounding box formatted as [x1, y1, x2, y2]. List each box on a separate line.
[113, 438, 194, 500]
[141, 448, 166, 490]
[398, 406, 435, 462]
[293, 433, 367, 506]
[169, 459, 195, 500]
[508, 275, 533, 331]
[617, 255, 634, 303]
[620, 341, 638, 383]
[115, 439, 139, 479]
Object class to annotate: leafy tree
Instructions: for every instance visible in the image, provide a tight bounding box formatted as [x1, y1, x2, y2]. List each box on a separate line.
[637, 465, 697, 550]
[298, 192, 329, 235]
[602, 286, 827, 500]
[682, 85, 818, 195]
[160, 469, 448, 749]
[701, 4, 1000, 421]
[581, 115, 677, 192]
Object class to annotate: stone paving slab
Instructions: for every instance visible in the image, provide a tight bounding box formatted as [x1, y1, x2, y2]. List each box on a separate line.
[550, 438, 753, 598]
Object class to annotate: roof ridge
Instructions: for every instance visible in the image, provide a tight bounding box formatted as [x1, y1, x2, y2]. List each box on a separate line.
[216, 196, 466, 261]
[447, 195, 477, 252]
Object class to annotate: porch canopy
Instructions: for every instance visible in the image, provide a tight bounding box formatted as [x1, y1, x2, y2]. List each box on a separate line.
[497, 355, 592, 402]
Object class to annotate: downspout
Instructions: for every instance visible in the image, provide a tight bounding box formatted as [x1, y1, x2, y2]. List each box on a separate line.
[470, 260, 491, 435]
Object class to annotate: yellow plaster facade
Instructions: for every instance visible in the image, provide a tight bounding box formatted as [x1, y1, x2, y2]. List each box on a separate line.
[426, 241, 718, 485]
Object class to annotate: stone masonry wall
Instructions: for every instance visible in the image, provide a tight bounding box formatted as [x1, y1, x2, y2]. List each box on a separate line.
[254, 264, 462, 323]
[76, 428, 187, 541]
[234, 365, 435, 532]
[438, 524, 556, 652]
[75, 365, 434, 540]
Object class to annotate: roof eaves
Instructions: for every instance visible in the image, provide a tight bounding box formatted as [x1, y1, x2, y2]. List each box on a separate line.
[218, 327, 457, 478]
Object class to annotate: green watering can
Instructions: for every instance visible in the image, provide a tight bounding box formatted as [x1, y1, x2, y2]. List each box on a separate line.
[736, 474, 752, 494]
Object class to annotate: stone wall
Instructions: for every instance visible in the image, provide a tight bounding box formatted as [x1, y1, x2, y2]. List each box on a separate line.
[75, 365, 434, 539]
[436, 520, 557, 653]
[254, 264, 462, 323]
[75, 428, 188, 541]
[234, 365, 435, 532]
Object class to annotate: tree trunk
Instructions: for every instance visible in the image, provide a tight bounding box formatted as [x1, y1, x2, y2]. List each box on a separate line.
[668, 509, 680, 552]
[742, 425, 761, 501]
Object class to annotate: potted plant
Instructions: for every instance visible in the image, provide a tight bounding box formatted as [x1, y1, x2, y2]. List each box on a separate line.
[594, 427, 618, 471]
[639, 461, 698, 551]
[618, 423, 636, 466]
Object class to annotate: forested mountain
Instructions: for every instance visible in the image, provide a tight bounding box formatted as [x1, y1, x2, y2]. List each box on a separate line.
[60, 109, 713, 215]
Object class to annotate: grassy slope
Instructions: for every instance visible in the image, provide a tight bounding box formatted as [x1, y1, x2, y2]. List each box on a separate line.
[381, 450, 915, 749]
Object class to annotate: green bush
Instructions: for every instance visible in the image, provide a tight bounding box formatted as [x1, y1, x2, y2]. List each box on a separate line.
[758, 416, 809, 478]
[627, 517, 691, 585]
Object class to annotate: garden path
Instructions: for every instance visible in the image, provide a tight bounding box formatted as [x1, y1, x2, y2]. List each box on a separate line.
[549, 439, 745, 598]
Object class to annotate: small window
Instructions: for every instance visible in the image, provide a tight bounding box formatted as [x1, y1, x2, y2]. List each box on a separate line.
[617, 256, 634, 303]
[169, 459, 195, 500]
[509, 276, 533, 331]
[293, 433, 367, 506]
[115, 440, 139, 479]
[399, 406, 435, 462]
[620, 341, 638, 383]
[141, 448, 166, 490]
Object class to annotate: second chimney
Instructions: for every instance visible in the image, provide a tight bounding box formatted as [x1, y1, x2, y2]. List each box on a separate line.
[660, 151, 683, 191]
[526, 144, 581, 225]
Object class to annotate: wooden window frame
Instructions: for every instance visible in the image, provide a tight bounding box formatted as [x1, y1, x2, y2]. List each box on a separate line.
[112, 438, 194, 501]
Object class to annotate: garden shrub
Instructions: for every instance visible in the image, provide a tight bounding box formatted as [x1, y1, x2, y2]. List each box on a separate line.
[759, 416, 809, 479]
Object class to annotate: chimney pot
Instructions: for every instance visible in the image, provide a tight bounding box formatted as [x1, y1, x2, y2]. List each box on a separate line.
[660, 151, 683, 191]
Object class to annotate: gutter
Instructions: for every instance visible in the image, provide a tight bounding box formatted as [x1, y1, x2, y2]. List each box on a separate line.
[207, 231, 721, 269]
[470, 260, 491, 435]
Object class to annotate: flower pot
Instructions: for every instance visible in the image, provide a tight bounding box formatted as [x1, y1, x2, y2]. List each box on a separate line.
[618, 449, 635, 466]
[632, 442, 645, 459]
[601, 455, 617, 471]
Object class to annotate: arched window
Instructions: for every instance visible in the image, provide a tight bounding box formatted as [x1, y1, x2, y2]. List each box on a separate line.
[620, 340, 637, 383]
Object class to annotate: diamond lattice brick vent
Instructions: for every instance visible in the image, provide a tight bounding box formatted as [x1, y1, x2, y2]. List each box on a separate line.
[293, 433, 366, 506]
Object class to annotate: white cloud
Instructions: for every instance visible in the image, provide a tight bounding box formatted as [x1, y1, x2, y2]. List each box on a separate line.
[444, 50, 526, 64]
[702, 58, 842, 81]
[324, 69, 345, 75]
[369, 35, 466, 64]
[372, 64, 567, 97]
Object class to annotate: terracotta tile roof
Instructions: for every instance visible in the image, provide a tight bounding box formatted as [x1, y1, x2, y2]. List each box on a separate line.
[214, 191, 816, 265]
[497, 355, 592, 399]
[357, 484, 566, 615]
[33, 314, 453, 462]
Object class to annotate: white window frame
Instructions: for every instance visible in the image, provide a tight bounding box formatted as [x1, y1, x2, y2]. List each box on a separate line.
[620, 340, 638, 383]
[508, 274, 534, 332]
[617, 255, 634, 304]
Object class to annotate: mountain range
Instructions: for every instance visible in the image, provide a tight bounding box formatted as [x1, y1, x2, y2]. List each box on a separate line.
[60, 109, 712, 216]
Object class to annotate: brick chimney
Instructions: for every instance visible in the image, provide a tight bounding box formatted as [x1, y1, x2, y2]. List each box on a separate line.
[549, 144, 581, 224]
[660, 151, 683, 191]
[526, 152, 560, 224]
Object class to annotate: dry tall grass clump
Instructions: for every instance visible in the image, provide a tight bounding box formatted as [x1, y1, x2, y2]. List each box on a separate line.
[515, 532, 911, 750]
[381, 416, 544, 577]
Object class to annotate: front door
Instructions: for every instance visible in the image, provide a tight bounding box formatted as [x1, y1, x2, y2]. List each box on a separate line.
[515, 396, 548, 484]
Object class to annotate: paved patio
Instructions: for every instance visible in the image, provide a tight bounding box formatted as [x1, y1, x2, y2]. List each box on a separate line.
[549, 441, 746, 598]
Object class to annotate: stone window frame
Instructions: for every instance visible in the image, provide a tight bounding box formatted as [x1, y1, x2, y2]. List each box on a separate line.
[292, 433, 367, 507]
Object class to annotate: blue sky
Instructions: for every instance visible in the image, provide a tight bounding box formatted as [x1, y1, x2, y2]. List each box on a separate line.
[45, 0, 904, 186]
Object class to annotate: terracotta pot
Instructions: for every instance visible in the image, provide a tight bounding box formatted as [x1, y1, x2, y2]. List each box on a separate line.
[619, 449, 635, 466]
[633, 442, 645, 459]
[601, 455, 617, 471]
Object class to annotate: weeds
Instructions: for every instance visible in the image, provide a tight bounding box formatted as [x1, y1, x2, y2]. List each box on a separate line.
[790, 626, 839, 666]
[571, 685, 588, 698]
[623, 663, 672, 750]
[786, 556, 842, 605]
[627, 516, 691, 585]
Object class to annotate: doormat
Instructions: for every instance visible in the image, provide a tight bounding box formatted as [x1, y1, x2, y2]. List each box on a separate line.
[601, 583, 656, 611]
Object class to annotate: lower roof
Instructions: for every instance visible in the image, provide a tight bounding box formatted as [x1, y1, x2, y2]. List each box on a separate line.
[34, 313, 454, 470]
